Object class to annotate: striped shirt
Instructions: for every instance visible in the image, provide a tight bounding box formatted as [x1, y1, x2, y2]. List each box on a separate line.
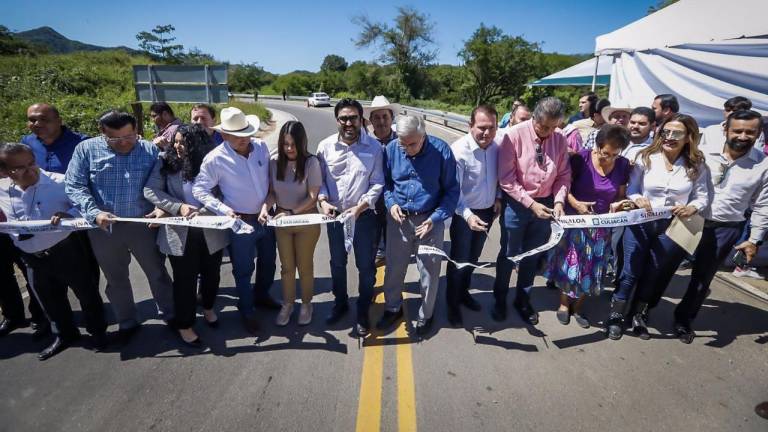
[65, 137, 158, 222]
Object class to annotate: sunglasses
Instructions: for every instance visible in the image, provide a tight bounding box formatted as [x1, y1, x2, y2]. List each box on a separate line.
[660, 129, 686, 141]
[337, 115, 360, 124]
[103, 133, 140, 145]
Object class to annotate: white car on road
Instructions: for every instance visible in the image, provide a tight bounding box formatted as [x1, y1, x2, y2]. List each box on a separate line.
[307, 92, 331, 107]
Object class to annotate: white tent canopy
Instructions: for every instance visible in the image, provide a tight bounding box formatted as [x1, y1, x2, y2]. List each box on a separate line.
[595, 0, 768, 127]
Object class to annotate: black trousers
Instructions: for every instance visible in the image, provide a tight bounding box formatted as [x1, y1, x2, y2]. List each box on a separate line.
[446, 207, 494, 310]
[167, 228, 223, 329]
[21, 234, 107, 339]
[0, 234, 44, 324]
[674, 222, 743, 325]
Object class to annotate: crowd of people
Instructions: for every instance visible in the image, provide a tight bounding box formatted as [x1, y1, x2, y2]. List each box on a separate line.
[0, 92, 766, 361]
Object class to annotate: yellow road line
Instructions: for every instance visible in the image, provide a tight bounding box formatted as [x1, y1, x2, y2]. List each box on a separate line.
[355, 265, 418, 432]
[355, 269, 386, 432]
[395, 322, 417, 432]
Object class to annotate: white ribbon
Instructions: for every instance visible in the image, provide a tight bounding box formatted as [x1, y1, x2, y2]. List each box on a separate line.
[417, 245, 491, 269]
[114, 216, 254, 234]
[417, 207, 675, 267]
[266, 213, 355, 253]
[0, 218, 95, 235]
[266, 213, 341, 227]
[506, 207, 674, 263]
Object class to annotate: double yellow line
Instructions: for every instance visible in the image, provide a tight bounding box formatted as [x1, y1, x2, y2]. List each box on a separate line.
[355, 267, 417, 432]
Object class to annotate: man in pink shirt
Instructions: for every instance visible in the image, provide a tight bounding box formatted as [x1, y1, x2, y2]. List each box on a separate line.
[492, 97, 572, 325]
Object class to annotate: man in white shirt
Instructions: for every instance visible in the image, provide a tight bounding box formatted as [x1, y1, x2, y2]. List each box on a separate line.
[0, 143, 106, 360]
[622, 107, 655, 163]
[446, 105, 501, 327]
[674, 109, 768, 343]
[700, 96, 765, 152]
[316, 99, 384, 335]
[193, 107, 279, 335]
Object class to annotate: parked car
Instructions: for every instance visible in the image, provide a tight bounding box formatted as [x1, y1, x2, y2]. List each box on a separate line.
[307, 92, 331, 107]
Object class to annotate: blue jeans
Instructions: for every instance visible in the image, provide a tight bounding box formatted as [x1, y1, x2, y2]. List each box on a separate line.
[326, 209, 379, 319]
[446, 207, 494, 309]
[229, 219, 276, 318]
[493, 196, 553, 303]
[613, 219, 686, 307]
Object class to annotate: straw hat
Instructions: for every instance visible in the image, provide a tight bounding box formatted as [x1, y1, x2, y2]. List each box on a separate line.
[211, 107, 260, 137]
[364, 95, 400, 120]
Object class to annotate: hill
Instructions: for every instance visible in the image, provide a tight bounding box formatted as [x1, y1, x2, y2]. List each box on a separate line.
[14, 26, 139, 54]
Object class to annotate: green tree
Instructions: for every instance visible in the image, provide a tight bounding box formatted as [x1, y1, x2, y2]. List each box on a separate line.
[229, 63, 274, 92]
[320, 54, 348, 72]
[135, 24, 183, 62]
[178, 47, 216, 65]
[459, 24, 545, 106]
[353, 6, 436, 99]
[344, 61, 384, 98]
[0, 25, 44, 55]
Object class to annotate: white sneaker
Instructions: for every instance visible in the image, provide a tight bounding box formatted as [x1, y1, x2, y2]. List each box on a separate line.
[298, 303, 313, 326]
[732, 266, 763, 279]
[275, 304, 293, 326]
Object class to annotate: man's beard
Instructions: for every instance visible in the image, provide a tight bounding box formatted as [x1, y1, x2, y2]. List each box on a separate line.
[726, 137, 754, 152]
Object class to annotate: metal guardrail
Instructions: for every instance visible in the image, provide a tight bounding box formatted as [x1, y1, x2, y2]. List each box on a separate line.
[230, 93, 470, 132]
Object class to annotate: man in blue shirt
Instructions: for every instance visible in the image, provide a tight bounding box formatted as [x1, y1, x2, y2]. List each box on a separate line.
[376, 115, 459, 335]
[65, 110, 174, 344]
[21, 103, 89, 174]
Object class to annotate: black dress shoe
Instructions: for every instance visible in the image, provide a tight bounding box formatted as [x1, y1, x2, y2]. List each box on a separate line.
[376, 308, 403, 330]
[460, 296, 482, 312]
[325, 302, 349, 325]
[31, 321, 51, 341]
[204, 318, 220, 329]
[0, 318, 26, 337]
[513, 299, 539, 325]
[38, 335, 77, 361]
[491, 302, 507, 322]
[91, 332, 108, 351]
[116, 325, 141, 346]
[674, 322, 695, 344]
[447, 307, 463, 327]
[254, 296, 282, 311]
[755, 401, 768, 420]
[355, 322, 370, 337]
[179, 332, 203, 348]
[243, 317, 260, 335]
[415, 317, 433, 335]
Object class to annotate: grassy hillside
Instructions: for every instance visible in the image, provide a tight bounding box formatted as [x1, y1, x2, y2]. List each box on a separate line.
[0, 50, 269, 142]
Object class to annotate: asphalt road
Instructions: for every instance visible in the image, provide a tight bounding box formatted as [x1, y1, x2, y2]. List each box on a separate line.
[0, 100, 766, 432]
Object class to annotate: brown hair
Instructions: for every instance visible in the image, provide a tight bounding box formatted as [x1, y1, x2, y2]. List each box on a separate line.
[639, 113, 704, 181]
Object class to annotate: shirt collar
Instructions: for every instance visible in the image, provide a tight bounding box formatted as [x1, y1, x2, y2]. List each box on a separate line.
[524, 120, 543, 144]
[465, 133, 481, 152]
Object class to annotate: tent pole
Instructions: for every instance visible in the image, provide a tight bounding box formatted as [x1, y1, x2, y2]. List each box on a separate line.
[591, 55, 600, 91]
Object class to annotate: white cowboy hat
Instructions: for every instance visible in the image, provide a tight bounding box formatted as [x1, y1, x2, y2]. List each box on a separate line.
[211, 107, 260, 137]
[601, 105, 634, 120]
[363, 95, 400, 120]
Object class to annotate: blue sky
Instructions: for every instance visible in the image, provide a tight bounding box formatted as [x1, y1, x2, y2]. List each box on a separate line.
[5, 0, 656, 73]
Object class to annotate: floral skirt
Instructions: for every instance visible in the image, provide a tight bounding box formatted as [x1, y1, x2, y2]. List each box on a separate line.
[544, 227, 610, 298]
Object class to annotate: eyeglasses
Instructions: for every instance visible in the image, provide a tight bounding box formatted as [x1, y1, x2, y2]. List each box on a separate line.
[7, 161, 38, 176]
[596, 148, 620, 160]
[337, 115, 360, 125]
[103, 133, 139, 145]
[660, 128, 686, 141]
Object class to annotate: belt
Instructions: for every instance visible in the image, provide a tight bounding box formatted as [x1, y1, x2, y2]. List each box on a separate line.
[402, 208, 433, 216]
[24, 236, 68, 259]
[704, 219, 744, 229]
